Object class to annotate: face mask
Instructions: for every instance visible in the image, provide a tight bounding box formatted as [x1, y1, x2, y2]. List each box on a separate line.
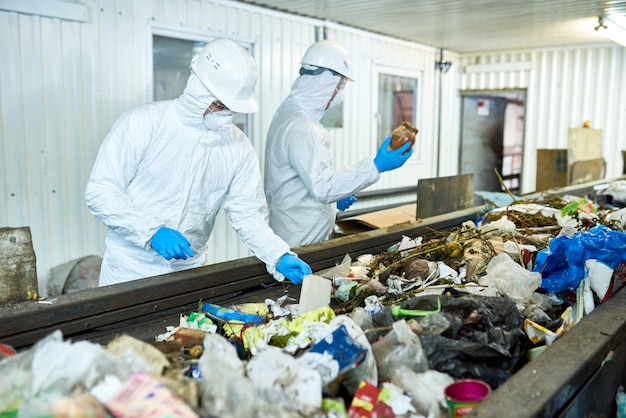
[203, 110, 234, 131]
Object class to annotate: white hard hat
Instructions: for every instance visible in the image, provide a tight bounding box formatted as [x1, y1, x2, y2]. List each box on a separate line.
[190, 38, 258, 113]
[300, 40, 353, 81]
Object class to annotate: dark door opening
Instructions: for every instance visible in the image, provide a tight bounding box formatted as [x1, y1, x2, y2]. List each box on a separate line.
[459, 90, 526, 194]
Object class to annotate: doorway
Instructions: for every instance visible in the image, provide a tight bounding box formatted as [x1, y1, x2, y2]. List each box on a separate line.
[459, 90, 526, 194]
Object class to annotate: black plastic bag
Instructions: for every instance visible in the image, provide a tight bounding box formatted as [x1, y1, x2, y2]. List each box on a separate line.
[395, 292, 528, 389]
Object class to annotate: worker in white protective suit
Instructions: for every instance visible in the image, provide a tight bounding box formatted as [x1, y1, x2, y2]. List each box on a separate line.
[264, 40, 414, 248]
[86, 38, 311, 287]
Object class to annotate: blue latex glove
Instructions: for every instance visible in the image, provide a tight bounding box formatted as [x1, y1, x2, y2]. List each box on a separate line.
[151, 226, 194, 260]
[337, 194, 358, 211]
[276, 253, 312, 285]
[373, 136, 413, 173]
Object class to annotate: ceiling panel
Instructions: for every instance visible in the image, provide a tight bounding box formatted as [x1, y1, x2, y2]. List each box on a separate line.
[235, 0, 626, 52]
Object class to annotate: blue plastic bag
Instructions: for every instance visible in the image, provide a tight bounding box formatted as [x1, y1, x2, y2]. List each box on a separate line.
[533, 225, 626, 293]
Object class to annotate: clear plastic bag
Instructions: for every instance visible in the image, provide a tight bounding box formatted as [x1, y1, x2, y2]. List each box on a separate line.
[371, 319, 428, 381]
[478, 252, 541, 300]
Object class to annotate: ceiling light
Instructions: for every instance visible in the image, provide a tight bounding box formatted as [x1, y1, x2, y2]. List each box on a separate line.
[595, 15, 626, 47]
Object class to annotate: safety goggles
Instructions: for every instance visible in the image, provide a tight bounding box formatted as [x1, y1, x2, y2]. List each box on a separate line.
[300, 66, 347, 85]
[209, 100, 230, 112]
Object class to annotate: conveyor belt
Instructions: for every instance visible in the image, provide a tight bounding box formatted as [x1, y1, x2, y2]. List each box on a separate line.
[0, 206, 481, 350]
[1, 178, 624, 417]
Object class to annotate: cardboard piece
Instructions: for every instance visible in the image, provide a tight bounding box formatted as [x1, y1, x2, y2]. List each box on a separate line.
[536, 128, 605, 192]
[568, 128, 603, 162]
[570, 159, 605, 185]
[536, 149, 568, 191]
[335, 204, 417, 234]
[298, 274, 332, 315]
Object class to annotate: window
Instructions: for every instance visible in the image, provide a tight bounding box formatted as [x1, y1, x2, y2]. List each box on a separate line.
[376, 71, 420, 150]
[152, 34, 250, 134]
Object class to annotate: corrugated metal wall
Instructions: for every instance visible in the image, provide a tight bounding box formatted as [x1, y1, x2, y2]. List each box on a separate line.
[1, 0, 449, 292]
[460, 46, 626, 194]
[6, 1, 623, 292]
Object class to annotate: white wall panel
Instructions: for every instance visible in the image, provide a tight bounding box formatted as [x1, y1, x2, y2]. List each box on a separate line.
[3, 0, 454, 291]
[7, 0, 624, 294]
[460, 45, 626, 194]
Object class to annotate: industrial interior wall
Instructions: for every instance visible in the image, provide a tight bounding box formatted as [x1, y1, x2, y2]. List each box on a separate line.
[459, 45, 626, 194]
[0, 0, 458, 293]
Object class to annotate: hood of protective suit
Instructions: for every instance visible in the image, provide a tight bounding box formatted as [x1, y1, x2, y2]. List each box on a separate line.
[289, 69, 342, 122]
[174, 74, 217, 130]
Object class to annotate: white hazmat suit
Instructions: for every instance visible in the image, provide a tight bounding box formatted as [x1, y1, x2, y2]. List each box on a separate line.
[86, 74, 292, 286]
[264, 71, 381, 248]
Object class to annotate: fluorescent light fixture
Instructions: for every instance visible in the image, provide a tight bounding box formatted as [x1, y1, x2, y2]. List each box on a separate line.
[596, 15, 626, 47]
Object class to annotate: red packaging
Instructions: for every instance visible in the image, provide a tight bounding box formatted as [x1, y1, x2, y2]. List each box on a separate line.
[348, 380, 394, 418]
[604, 262, 626, 302]
[0, 343, 17, 359]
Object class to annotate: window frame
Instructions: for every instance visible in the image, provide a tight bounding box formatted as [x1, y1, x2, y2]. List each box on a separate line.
[372, 64, 423, 162]
[150, 24, 256, 137]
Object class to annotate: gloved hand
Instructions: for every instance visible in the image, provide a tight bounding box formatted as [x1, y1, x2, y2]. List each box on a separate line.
[373, 136, 413, 172]
[151, 226, 194, 260]
[276, 253, 312, 285]
[337, 194, 358, 211]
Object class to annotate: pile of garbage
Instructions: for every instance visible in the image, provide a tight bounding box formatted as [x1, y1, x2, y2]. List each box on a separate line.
[3, 181, 626, 417]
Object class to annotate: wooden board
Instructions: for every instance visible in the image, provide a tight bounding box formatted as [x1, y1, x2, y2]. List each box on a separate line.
[416, 174, 474, 218]
[536, 149, 568, 191]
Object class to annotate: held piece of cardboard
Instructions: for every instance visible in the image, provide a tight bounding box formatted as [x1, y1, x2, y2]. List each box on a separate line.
[298, 274, 332, 315]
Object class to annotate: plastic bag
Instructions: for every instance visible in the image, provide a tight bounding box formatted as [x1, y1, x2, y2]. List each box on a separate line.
[1, 330, 147, 418]
[534, 225, 626, 293]
[247, 345, 321, 415]
[391, 367, 454, 418]
[198, 334, 254, 418]
[298, 324, 367, 386]
[330, 315, 378, 396]
[401, 294, 527, 389]
[47, 255, 102, 296]
[478, 252, 542, 301]
[371, 320, 428, 381]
